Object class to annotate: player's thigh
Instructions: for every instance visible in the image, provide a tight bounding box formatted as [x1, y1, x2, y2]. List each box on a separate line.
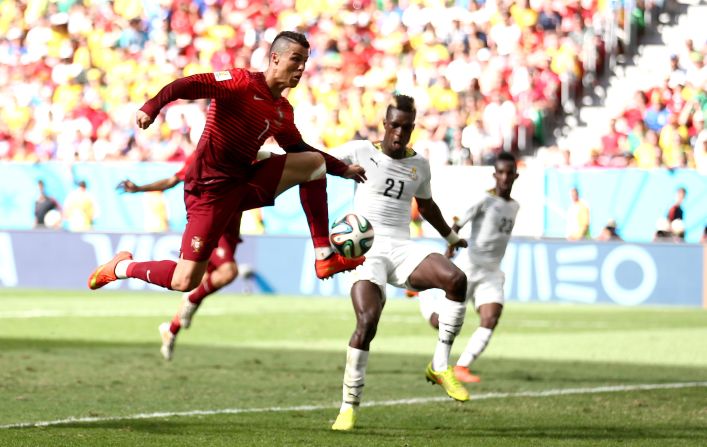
[274, 152, 325, 196]
[350, 254, 390, 303]
[182, 188, 243, 263]
[387, 240, 436, 290]
[240, 155, 288, 211]
[471, 269, 505, 311]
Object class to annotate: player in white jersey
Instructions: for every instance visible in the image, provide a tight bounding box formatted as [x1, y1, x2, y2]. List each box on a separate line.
[419, 151, 519, 383]
[329, 95, 470, 431]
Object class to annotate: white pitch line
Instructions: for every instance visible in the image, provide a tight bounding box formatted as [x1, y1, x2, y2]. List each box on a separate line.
[2, 381, 705, 430]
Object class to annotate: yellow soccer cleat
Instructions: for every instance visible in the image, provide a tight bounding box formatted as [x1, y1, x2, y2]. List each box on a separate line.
[425, 362, 470, 402]
[331, 407, 357, 431]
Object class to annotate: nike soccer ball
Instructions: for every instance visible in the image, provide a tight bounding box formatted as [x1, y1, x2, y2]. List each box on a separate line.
[330, 213, 374, 258]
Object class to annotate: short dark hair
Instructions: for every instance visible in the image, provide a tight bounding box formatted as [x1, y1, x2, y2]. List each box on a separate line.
[271, 31, 310, 54]
[496, 151, 516, 164]
[386, 94, 416, 120]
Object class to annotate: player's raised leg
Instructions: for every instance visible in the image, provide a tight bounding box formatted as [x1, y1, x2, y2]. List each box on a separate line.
[252, 151, 366, 279]
[408, 254, 469, 401]
[332, 280, 384, 431]
[88, 186, 242, 293]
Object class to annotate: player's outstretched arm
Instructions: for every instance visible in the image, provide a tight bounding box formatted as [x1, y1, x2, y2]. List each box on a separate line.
[138, 71, 244, 129]
[416, 197, 467, 253]
[117, 175, 181, 193]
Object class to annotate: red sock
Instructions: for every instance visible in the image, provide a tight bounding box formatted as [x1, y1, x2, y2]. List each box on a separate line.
[187, 273, 216, 304]
[126, 260, 177, 290]
[169, 314, 181, 335]
[299, 178, 331, 249]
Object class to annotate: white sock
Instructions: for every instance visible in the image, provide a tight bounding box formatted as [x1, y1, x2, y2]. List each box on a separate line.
[417, 289, 441, 322]
[457, 327, 493, 368]
[114, 260, 134, 279]
[315, 246, 334, 260]
[432, 298, 466, 371]
[340, 346, 369, 412]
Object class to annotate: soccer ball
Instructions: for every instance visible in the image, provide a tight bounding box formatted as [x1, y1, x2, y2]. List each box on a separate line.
[330, 213, 374, 258]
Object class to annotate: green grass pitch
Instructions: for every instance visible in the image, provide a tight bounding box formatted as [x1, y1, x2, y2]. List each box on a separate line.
[0, 289, 705, 446]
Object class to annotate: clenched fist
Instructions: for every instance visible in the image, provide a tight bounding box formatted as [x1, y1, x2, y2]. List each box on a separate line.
[136, 110, 154, 129]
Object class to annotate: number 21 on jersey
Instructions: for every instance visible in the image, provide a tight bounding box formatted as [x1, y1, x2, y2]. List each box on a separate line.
[383, 178, 404, 199]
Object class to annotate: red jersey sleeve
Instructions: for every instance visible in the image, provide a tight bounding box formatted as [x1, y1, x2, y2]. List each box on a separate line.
[140, 69, 249, 119]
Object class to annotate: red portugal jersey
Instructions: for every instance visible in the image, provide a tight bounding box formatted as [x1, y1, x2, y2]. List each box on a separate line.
[175, 150, 197, 182]
[140, 69, 302, 191]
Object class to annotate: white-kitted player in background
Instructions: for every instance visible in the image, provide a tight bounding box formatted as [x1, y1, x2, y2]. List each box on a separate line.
[328, 94, 470, 431]
[419, 151, 519, 383]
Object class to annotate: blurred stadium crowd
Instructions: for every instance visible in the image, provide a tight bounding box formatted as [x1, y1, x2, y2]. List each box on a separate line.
[587, 42, 707, 171]
[1, 0, 650, 166]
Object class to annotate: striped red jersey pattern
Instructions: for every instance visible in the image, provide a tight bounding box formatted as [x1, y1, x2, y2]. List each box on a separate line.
[141, 69, 301, 191]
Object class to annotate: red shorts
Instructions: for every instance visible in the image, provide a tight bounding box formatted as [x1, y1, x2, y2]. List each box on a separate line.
[207, 218, 241, 272]
[181, 155, 286, 262]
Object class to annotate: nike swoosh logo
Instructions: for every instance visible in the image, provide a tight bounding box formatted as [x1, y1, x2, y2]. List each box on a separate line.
[253, 95, 265, 101]
[369, 157, 379, 167]
[146, 270, 152, 282]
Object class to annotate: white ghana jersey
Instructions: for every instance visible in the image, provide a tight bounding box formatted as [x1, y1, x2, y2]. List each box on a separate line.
[458, 190, 519, 268]
[330, 140, 432, 239]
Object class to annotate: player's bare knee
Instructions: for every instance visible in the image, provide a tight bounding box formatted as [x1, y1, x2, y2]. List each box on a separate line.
[171, 274, 200, 292]
[444, 269, 467, 302]
[429, 312, 440, 330]
[355, 310, 380, 340]
[221, 263, 238, 283]
[306, 152, 326, 180]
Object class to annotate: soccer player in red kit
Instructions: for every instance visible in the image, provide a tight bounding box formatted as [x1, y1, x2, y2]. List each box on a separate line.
[88, 31, 366, 294]
[117, 150, 243, 360]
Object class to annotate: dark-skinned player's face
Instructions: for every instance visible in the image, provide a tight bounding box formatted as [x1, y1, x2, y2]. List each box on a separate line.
[275, 43, 308, 88]
[383, 108, 415, 153]
[493, 160, 518, 196]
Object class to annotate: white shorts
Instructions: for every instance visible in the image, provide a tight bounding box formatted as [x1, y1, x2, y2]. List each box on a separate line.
[417, 255, 504, 317]
[454, 254, 505, 309]
[351, 236, 436, 300]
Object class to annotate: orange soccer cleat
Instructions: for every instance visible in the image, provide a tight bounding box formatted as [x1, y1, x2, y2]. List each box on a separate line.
[315, 253, 365, 279]
[454, 365, 481, 383]
[87, 251, 133, 290]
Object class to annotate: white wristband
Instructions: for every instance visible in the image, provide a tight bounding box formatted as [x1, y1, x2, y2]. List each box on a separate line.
[445, 230, 461, 245]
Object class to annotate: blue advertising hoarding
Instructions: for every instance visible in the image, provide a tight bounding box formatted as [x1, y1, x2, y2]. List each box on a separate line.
[0, 230, 704, 308]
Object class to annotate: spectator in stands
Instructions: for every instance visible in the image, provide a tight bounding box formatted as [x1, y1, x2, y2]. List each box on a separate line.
[1, 0, 612, 165]
[644, 92, 670, 132]
[690, 111, 707, 173]
[566, 187, 590, 241]
[597, 219, 622, 241]
[63, 180, 97, 232]
[667, 54, 687, 88]
[630, 129, 662, 168]
[34, 180, 60, 228]
[653, 218, 673, 242]
[670, 219, 685, 242]
[585, 148, 604, 167]
[666, 187, 686, 223]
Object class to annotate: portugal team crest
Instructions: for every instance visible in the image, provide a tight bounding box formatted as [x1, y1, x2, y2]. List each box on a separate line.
[191, 236, 204, 253]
